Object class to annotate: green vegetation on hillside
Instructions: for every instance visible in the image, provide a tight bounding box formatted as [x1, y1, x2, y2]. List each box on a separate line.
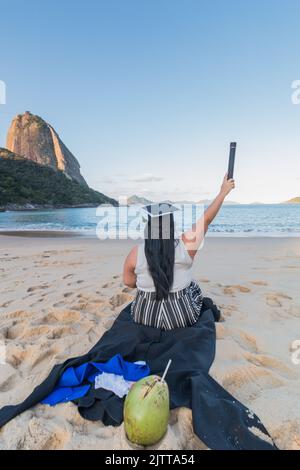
[285, 197, 300, 203]
[0, 149, 117, 207]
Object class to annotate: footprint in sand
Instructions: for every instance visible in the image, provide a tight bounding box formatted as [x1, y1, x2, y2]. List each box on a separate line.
[287, 305, 300, 318]
[72, 298, 105, 313]
[221, 364, 284, 401]
[23, 418, 71, 450]
[264, 293, 300, 321]
[218, 304, 237, 317]
[231, 329, 261, 353]
[223, 285, 251, 296]
[109, 292, 133, 309]
[250, 280, 268, 286]
[28, 297, 46, 307]
[27, 284, 50, 293]
[76, 293, 85, 298]
[243, 352, 298, 380]
[6, 346, 36, 368]
[42, 310, 81, 324]
[18, 324, 52, 339]
[102, 281, 116, 289]
[0, 300, 13, 308]
[53, 301, 66, 308]
[63, 292, 73, 298]
[5, 321, 29, 340]
[63, 274, 73, 280]
[48, 326, 75, 339]
[0, 374, 18, 393]
[265, 292, 292, 308]
[1, 310, 32, 322]
[0, 256, 18, 262]
[215, 324, 260, 353]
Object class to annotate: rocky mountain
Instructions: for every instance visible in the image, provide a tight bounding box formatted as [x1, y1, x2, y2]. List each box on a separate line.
[0, 148, 117, 209]
[127, 195, 153, 205]
[6, 111, 87, 185]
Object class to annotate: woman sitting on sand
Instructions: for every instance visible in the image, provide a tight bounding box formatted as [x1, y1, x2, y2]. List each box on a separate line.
[123, 174, 235, 330]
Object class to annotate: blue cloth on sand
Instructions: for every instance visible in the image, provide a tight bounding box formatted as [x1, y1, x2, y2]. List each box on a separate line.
[41, 354, 150, 406]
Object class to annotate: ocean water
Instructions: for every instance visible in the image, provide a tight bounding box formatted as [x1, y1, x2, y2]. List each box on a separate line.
[0, 204, 299, 237]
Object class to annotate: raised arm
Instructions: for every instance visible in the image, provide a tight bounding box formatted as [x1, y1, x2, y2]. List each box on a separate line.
[182, 174, 235, 257]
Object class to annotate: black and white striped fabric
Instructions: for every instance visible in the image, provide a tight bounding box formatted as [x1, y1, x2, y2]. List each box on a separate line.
[130, 281, 203, 330]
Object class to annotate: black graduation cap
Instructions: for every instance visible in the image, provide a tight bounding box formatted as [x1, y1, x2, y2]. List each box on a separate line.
[141, 203, 179, 239]
[141, 202, 179, 219]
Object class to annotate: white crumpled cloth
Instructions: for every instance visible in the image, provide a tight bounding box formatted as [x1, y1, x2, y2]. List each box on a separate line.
[94, 360, 146, 398]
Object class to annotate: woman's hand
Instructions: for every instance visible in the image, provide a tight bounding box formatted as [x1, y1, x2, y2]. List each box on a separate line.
[220, 173, 235, 197]
[182, 173, 236, 256]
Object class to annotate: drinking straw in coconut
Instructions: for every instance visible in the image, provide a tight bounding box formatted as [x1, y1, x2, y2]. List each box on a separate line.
[161, 359, 172, 382]
[143, 359, 172, 397]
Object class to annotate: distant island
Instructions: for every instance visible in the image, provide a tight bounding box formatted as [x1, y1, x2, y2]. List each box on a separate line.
[127, 195, 153, 206]
[127, 196, 300, 206]
[127, 196, 240, 206]
[0, 112, 117, 211]
[196, 199, 240, 205]
[284, 197, 300, 203]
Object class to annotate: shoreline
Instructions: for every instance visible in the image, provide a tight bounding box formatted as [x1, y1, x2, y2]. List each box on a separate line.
[1, 203, 299, 212]
[0, 229, 299, 239]
[0, 230, 86, 238]
[0, 203, 109, 212]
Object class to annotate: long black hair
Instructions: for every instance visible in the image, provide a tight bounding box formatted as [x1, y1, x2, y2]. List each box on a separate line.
[144, 213, 178, 300]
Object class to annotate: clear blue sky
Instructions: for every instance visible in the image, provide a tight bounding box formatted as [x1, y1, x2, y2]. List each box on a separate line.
[1, 0, 300, 203]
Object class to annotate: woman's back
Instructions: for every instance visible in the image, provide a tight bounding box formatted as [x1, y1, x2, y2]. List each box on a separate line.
[135, 238, 193, 293]
[123, 178, 236, 330]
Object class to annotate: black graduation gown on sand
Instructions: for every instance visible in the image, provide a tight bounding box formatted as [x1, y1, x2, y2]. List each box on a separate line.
[0, 298, 278, 450]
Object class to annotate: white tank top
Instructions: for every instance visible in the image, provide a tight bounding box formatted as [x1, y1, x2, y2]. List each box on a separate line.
[135, 238, 194, 292]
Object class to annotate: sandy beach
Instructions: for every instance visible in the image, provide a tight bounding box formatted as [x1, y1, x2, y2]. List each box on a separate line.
[0, 234, 299, 450]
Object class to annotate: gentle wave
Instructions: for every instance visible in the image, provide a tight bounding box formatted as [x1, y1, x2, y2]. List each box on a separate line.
[0, 204, 299, 237]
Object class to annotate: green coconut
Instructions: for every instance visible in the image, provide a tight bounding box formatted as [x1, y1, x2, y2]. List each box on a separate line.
[124, 375, 170, 446]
